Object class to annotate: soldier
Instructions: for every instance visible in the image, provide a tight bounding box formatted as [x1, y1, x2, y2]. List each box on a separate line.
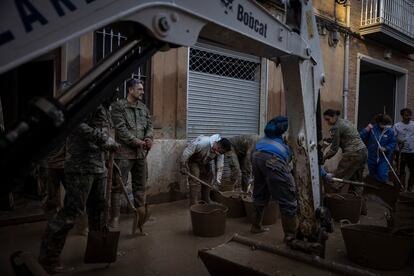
[250, 116, 298, 243]
[37, 142, 65, 217]
[38, 104, 118, 274]
[110, 79, 153, 228]
[180, 134, 232, 205]
[37, 81, 71, 217]
[228, 134, 260, 191]
[323, 109, 368, 214]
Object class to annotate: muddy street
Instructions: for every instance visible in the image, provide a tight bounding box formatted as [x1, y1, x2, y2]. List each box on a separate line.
[0, 199, 412, 276]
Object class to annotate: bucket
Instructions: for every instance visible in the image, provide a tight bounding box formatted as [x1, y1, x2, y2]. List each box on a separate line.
[242, 196, 279, 225]
[214, 191, 246, 218]
[341, 222, 414, 270]
[324, 193, 361, 223]
[190, 202, 228, 237]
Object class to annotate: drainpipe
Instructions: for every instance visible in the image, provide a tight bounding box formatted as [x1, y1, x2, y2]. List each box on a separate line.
[343, 0, 350, 120]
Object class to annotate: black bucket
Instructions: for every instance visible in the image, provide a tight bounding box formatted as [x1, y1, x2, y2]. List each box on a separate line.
[324, 193, 361, 223]
[341, 223, 414, 270]
[214, 191, 246, 218]
[242, 196, 279, 226]
[190, 203, 228, 237]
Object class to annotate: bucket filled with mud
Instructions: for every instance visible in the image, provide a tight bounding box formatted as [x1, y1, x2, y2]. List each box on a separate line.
[212, 191, 246, 218]
[341, 223, 414, 270]
[242, 196, 279, 225]
[324, 193, 361, 223]
[190, 202, 228, 237]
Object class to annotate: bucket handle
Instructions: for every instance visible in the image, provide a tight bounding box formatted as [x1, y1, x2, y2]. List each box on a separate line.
[340, 219, 351, 227]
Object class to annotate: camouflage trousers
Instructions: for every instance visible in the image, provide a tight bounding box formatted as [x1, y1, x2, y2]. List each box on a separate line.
[39, 172, 106, 265]
[331, 148, 368, 195]
[37, 167, 65, 214]
[114, 158, 147, 207]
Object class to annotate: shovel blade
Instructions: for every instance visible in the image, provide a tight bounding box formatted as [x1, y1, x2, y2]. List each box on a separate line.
[84, 231, 120, 264]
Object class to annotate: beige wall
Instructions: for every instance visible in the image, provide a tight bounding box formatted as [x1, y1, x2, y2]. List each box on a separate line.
[151, 47, 187, 140]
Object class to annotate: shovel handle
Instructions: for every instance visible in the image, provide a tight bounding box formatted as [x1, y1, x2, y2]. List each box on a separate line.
[186, 172, 217, 191]
[113, 163, 136, 211]
[331, 177, 379, 190]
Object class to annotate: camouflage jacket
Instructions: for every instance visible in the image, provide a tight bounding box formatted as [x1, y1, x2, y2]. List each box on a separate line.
[40, 142, 66, 169]
[111, 98, 153, 159]
[229, 134, 260, 157]
[65, 105, 112, 174]
[325, 118, 366, 160]
[181, 135, 224, 183]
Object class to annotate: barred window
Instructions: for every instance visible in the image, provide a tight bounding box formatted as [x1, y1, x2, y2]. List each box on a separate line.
[94, 26, 151, 105]
[189, 48, 260, 81]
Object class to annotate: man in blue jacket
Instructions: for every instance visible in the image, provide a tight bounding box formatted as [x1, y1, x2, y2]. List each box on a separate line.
[360, 114, 396, 183]
[250, 116, 298, 244]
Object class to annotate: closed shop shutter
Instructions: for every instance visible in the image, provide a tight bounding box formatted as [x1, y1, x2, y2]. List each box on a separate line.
[187, 43, 261, 140]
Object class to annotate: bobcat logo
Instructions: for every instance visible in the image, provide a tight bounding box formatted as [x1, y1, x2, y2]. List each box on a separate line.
[221, 0, 234, 14]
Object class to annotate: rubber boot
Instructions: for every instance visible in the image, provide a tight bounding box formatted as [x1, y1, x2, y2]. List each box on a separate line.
[201, 186, 212, 204]
[74, 213, 88, 236]
[189, 185, 200, 206]
[110, 192, 121, 229]
[281, 213, 298, 243]
[250, 205, 269, 233]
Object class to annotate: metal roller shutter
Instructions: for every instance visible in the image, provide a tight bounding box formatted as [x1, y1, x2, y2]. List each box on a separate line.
[187, 44, 261, 139]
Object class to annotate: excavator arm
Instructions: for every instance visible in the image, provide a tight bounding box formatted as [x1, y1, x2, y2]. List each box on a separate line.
[0, 0, 325, 243]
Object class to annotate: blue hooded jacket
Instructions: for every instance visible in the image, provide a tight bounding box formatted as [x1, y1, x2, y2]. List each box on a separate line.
[359, 123, 396, 163]
[256, 116, 292, 162]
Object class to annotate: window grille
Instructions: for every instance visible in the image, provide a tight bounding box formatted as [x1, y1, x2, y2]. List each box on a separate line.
[94, 27, 151, 104]
[189, 48, 260, 81]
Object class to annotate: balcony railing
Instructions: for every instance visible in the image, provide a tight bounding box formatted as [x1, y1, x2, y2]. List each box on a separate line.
[361, 0, 414, 38]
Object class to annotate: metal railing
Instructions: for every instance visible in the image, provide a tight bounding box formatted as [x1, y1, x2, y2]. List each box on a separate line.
[361, 0, 414, 38]
[95, 28, 151, 100]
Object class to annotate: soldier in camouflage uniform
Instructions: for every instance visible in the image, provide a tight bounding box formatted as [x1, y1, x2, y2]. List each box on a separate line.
[110, 79, 153, 228]
[38, 104, 118, 274]
[228, 134, 260, 191]
[180, 134, 232, 205]
[37, 143, 65, 217]
[37, 81, 71, 217]
[323, 109, 368, 201]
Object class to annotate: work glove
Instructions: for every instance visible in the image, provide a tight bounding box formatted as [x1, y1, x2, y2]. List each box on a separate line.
[102, 137, 120, 152]
[212, 179, 221, 189]
[325, 173, 334, 182]
[144, 138, 153, 150]
[365, 123, 373, 132]
[180, 165, 189, 175]
[132, 138, 146, 148]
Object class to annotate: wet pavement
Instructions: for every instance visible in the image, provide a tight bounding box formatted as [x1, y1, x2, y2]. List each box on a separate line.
[0, 199, 413, 275]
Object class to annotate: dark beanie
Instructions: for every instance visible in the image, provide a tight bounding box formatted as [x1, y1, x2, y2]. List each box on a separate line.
[264, 116, 288, 138]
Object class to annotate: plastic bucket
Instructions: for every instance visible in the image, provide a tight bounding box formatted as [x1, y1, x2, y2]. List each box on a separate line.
[214, 191, 246, 218]
[190, 203, 228, 237]
[324, 193, 361, 223]
[242, 196, 279, 225]
[341, 222, 414, 270]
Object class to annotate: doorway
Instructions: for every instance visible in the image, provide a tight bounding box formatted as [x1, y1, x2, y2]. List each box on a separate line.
[356, 55, 407, 130]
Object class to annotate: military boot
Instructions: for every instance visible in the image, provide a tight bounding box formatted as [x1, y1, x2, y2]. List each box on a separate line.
[201, 186, 212, 204]
[110, 192, 121, 229]
[250, 204, 269, 233]
[281, 213, 298, 243]
[189, 185, 200, 206]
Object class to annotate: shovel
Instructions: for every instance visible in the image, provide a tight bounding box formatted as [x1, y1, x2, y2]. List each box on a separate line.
[84, 153, 120, 264]
[114, 163, 143, 235]
[331, 177, 379, 190]
[186, 172, 221, 194]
